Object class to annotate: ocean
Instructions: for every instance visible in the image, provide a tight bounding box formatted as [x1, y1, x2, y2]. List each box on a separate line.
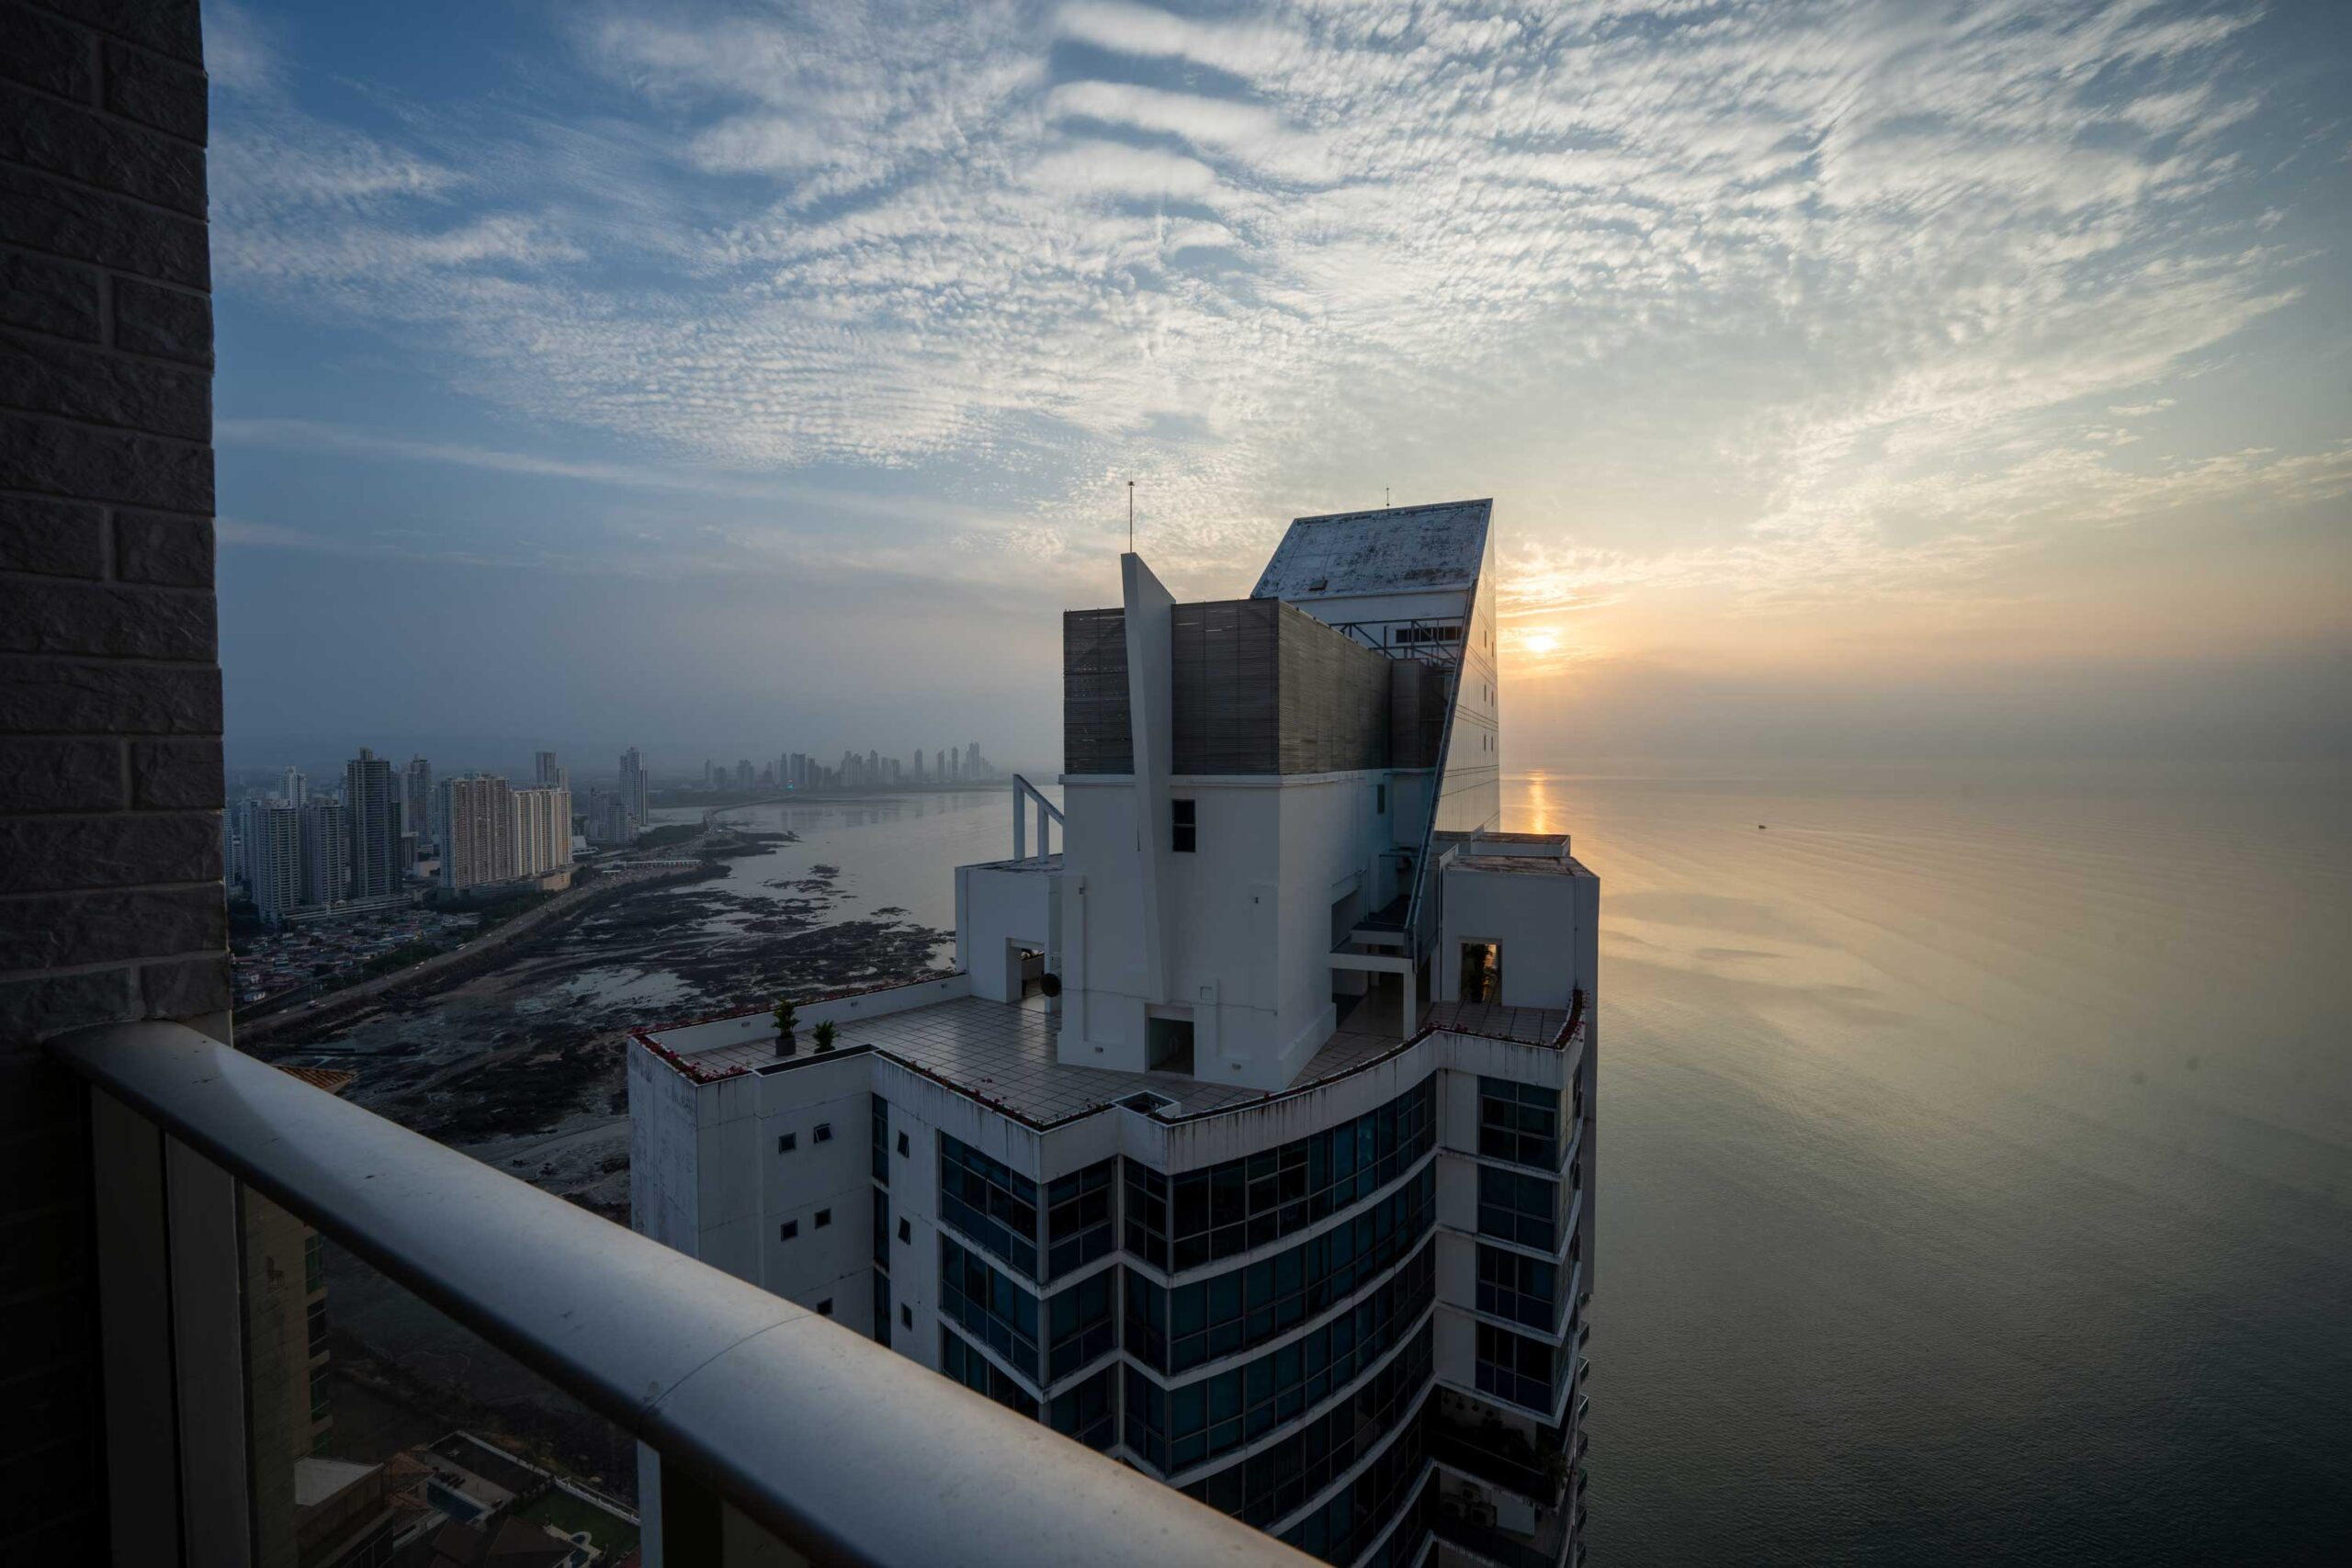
[678, 759, 2352, 1561]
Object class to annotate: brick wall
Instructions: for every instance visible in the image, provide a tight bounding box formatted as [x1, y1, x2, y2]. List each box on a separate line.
[0, 1, 220, 1555]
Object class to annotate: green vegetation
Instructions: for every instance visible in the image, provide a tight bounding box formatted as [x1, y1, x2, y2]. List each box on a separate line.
[813, 1020, 838, 1052]
[773, 999, 797, 1040]
[633, 824, 702, 852]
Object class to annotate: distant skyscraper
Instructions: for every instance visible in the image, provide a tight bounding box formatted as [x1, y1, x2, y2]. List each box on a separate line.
[584, 787, 630, 845]
[402, 755, 435, 853]
[535, 750, 568, 790]
[966, 741, 982, 782]
[281, 765, 307, 807]
[514, 784, 572, 877]
[439, 774, 518, 891]
[344, 748, 402, 898]
[251, 804, 303, 925]
[618, 748, 650, 831]
[297, 799, 348, 908]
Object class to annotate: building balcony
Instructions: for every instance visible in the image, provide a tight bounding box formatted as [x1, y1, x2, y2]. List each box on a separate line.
[1425, 1416, 1568, 1507]
[47, 1021, 1308, 1567]
[1427, 1489, 1571, 1568]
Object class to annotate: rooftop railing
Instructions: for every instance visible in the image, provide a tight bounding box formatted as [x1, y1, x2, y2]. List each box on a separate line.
[49, 1021, 1308, 1567]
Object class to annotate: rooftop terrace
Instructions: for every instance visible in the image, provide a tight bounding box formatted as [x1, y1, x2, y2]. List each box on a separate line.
[641, 987, 1576, 1127]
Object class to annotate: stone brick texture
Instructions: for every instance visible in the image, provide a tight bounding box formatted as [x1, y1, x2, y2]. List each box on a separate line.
[0, 5, 220, 1555]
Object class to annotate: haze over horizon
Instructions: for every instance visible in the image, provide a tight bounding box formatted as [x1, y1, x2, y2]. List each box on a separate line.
[211, 0, 2352, 769]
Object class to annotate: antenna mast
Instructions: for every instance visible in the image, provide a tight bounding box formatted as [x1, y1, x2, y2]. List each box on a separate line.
[1127, 479, 1135, 552]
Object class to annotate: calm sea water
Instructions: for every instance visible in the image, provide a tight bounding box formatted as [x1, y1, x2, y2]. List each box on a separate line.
[677, 761, 2352, 1562]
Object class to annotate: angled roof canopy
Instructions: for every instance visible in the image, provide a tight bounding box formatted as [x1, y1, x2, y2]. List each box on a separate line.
[1250, 499, 1492, 602]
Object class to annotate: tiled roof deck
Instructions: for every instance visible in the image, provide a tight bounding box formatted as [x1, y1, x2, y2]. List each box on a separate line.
[657, 987, 1575, 1126]
[1453, 852, 1595, 876]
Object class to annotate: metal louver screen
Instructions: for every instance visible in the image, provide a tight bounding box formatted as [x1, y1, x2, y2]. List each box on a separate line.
[1172, 600, 1281, 773]
[1063, 609, 1133, 774]
[1389, 659, 1450, 769]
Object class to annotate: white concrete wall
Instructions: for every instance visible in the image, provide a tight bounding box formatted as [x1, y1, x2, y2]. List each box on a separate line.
[628, 1041, 702, 1253]
[956, 864, 1054, 1004]
[1437, 863, 1598, 1010]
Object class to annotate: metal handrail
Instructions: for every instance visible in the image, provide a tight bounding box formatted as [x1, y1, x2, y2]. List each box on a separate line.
[1012, 773, 1065, 859]
[48, 1022, 1304, 1567]
[1400, 660, 1464, 964]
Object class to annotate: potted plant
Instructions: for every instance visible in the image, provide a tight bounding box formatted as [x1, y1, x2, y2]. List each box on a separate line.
[813, 1020, 838, 1052]
[772, 999, 797, 1055]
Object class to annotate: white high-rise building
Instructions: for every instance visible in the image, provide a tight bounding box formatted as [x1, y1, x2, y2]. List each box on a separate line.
[514, 784, 572, 878]
[629, 502, 1595, 1568]
[438, 774, 517, 892]
[281, 765, 307, 807]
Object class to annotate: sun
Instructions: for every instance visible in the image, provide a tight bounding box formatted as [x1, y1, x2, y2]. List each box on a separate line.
[1521, 632, 1558, 656]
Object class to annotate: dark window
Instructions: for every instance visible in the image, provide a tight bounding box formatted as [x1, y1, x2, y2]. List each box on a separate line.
[900, 1303, 913, 1329]
[941, 1325, 1040, 1419]
[1163, 1321, 1433, 1522]
[1459, 941, 1501, 1003]
[1374, 784, 1385, 814]
[1142, 1078, 1434, 1272]
[1476, 1243, 1562, 1331]
[940, 1134, 1041, 1280]
[874, 1274, 891, 1348]
[1049, 1365, 1118, 1452]
[1275, 1400, 1428, 1565]
[779, 1220, 798, 1241]
[1046, 1158, 1116, 1279]
[940, 1235, 1041, 1380]
[1132, 1245, 1431, 1473]
[1476, 1165, 1558, 1252]
[814, 1122, 832, 1144]
[306, 1298, 327, 1357]
[1125, 1166, 1435, 1374]
[1476, 1077, 1563, 1169]
[899, 1218, 911, 1245]
[777, 1132, 797, 1154]
[873, 1193, 889, 1270]
[817, 1298, 834, 1318]
[1475, 1322, 1564, 1414]
[898, 1131, 910, 1156]
[1123, 1161, 1169, 1269]
[815, 1208, 832, 1229]
[1171, 797, 1196, 853]
[1047, 1268, 1119, 1380]
[872, 1097, 889, 1185]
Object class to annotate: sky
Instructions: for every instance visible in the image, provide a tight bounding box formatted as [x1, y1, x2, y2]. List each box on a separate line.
[207, 0, 2352, 773]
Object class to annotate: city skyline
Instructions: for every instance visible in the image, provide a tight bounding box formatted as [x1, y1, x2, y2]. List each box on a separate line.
[205, 0, 2352, 767]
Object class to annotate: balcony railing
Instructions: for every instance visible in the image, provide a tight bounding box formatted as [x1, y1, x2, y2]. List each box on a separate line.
[1429, 1502, 1569, 1568]
[51, 1021, 1306, 1567]
[1425, 1418, 1566, 1506]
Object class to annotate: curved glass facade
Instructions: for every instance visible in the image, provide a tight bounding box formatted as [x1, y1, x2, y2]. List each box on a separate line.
[1125, 1244, 1432, 1473]
[1124, 1166, 1434, 1374]
[1174, 1321, 1433, 1531]
[1123, 1079, 1435, 1271]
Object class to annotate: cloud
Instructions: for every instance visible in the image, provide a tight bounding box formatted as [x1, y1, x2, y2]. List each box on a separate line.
[208, 0, 2339, 627]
